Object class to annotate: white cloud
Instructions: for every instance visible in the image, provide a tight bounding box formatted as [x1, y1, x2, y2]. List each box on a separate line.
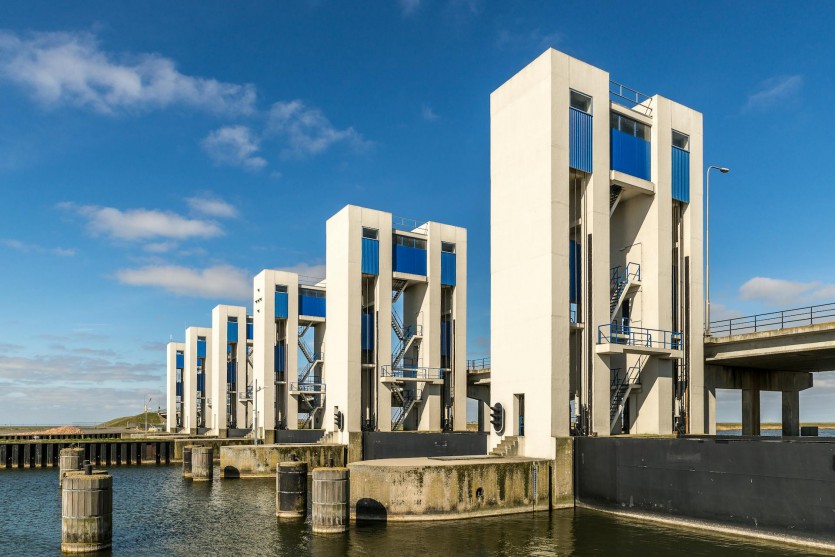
[2, 238, 75, 256]
[743, 75, 803, 112]
[0, 31, 256, 115]
[739, 276, 835, 307]
[267, 100, 371, 158]
[709, 302, 743, 321]
[400, 0, 421, 16]
[142, 241, 177, 253]
[115, 263, 250, 299]
[496, 27, 561, 51]
[279, 262, 326, 282]
[421, 104, 439, 121]
[60, 202, 222, 241]
[201, 126, 267, 170]
[185, 194, 239, 218]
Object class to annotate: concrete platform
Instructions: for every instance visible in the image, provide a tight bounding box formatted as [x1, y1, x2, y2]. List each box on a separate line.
[219, 444, 345, 478]
[349, 456, 551, 522]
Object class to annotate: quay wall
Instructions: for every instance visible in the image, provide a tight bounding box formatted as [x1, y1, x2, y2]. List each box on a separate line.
[362, 432, 488, 461]
[350, 457, 551, 521]
[575, 436, 835, 544]
[220, 444, 345, 478]
[0, 440, 175, 469]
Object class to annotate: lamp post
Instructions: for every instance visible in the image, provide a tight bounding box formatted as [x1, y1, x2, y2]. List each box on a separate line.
[252, 379, 268, 446]
[705, 165, 730, 336]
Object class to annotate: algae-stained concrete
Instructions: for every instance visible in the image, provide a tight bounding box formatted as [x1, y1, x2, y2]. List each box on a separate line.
[173, 438, 250, 461]
[552, 436, 574, 508]
[220, 444, 345, 478]
[350, 456, 551, 521]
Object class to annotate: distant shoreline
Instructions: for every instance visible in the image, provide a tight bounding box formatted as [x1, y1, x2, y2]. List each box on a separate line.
[716, 422, 835, 431]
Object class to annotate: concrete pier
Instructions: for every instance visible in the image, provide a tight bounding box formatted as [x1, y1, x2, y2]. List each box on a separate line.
[350, 456, 551, 521]
[61, 470, 112, 553]
[58, 448, 85, 486]
[312, 468, 349, 533]
[276, 461, 308, 519]
[191, 447, 213, 481]
[220, 444, 344, 478]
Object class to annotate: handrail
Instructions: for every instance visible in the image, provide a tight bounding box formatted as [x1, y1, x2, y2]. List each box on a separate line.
[392, 215, 428, 235]
[467, 357, 491, 371]
[609, 80, 653, 117]
[381, 365, 445, 380]
[290, 382, 326, 393]
[598, 323, 683, 350]
[709, 302, 835, 337]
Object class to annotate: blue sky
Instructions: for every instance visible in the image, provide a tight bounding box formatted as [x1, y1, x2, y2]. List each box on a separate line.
[1, 1, 834, 425]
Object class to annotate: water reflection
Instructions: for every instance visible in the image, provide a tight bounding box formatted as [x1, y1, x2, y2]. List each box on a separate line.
[0, 465, 828, 556]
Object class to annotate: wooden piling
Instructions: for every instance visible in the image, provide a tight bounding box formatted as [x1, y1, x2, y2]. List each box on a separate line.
[191, 447, 213, 482]
[61, 470, 112, 553]
[311, 467, 349, 533]
[277, 461, 308, 519]
[59, 448, 85, 486]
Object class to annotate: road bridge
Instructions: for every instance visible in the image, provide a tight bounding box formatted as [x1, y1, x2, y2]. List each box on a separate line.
[706, 302, 835, 436]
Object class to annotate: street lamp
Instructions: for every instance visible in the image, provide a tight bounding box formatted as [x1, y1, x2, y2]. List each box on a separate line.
[705, 165, 730, 336]
[251, 379, 268, 446]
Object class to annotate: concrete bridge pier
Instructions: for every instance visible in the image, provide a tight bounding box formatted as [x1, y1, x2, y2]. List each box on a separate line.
[710, 365, 811, 437]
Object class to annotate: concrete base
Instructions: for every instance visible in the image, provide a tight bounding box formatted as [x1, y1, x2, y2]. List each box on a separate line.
[172, 438, 250, 461]
[220, 444, 345, 478]
[349, 456, 551, 521]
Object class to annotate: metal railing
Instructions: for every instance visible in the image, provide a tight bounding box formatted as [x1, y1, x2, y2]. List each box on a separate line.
[298, 275, 326, 287]
[290, 382, 326, 393]
[610, 80, 653, 117]
[467, 357, 491, 371]
[709, 302, 835, 337]
[610, 263, 641, 288]
[381, 365, 445, 380]
[598, 323, 683, 350]
[392, 215, 428, 235]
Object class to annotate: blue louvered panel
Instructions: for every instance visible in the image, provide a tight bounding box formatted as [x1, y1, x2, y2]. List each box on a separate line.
[611, 128, 651, 181]
[569, 108, 593, 173]
[672, 146, 690, 203]
[361, 237, 379, 275]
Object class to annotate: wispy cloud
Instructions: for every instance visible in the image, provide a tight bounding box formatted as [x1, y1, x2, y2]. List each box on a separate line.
[267, 100, 371, 158]
[421, 104, 439, 121]
[400, 0, 421, 16]
[739, 276, 835, 307]
[185, 194, 239, 219]
[709, 302, 743, 321]
[278, 261, 326, 282]
[0, 30, 256, 115]
[2, 238, 75, 256]
[743, 75, 803, 112]
[201, 126, 267, 171]
[115, 263, 250, 299]
[496, 27, 562, 52]
[60, 202, 223, 241]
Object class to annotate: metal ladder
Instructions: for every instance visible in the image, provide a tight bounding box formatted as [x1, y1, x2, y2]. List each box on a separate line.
[610, 355, 646, 432]
[392, 386, 421, 431]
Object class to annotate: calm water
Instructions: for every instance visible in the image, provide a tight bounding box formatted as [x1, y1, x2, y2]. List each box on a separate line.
[719, 428, 835, 437]
[1, 465, 830, 557]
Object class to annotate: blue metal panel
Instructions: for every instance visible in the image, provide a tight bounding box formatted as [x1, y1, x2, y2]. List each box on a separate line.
[611, 128, 651, 181]
[361, 237, 379, 275]
[196, 339, 206, 358]
[176, 382, 183, 397]
[440, 319, 451, 357]
[176, 353, 184, 369]
[441, 252, 456, 286]
[196, 373, 205, 393]
[569, 240, 581, 304]
[569, 108, 593, 173]
[671, 146, 690, 203]
[246, 322, 253, 340]
[274, 342, 286, 373]
[226, 362, 236, 384]
[393, 244, 427, 276]
[361, 311, 374, 351]
[299, 291, 326, 317]
[226, 321, 238, 343]
[275, 291, 289, 319]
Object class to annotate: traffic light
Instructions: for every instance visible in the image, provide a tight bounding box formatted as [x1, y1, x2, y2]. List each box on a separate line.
[334, 408, 343, 431]
[490, 402, 504, 433]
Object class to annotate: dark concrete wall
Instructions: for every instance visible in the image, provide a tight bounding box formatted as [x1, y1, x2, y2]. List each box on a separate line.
[275, 429, 324, 444]
[575, 436, 835, 540]
[363, 432, 487, 461]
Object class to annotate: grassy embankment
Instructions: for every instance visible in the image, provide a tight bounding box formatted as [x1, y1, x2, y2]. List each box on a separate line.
[99, 412, 165, 428]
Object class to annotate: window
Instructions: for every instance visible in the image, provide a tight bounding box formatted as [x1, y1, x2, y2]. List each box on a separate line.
[299, 287, 325, 298]
[570, 90, 592, 114]
[672, 130, 689, 151]
[394, 234, 427, 250]
[441, 242, 456, 254]
[275, 285, 287, 293]
[362, 227, 378, 240]
[610, 113, 649, 141]
[228, 317, 238, 323]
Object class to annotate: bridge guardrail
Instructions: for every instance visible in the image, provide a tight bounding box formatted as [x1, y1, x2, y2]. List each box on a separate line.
[709, 302, 835, 337]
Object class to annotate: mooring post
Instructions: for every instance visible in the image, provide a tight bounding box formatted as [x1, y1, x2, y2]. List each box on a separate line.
[58, 448, 85, 487]
[311, 467, 349, 533]
[191, 447, 213, 482]
[277, 461, 308, 519]
[182, 446, 193, 479]
[61, 468, 112, 553]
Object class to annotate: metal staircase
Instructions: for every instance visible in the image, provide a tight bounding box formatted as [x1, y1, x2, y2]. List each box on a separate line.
[391, 385, 421, 430]
[609, 185, 623, 217]
[297, 333, 323, 383]
[391, 281, 422, 370]
[610, 355, 646, 432]
[610, 263, 641, 321]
